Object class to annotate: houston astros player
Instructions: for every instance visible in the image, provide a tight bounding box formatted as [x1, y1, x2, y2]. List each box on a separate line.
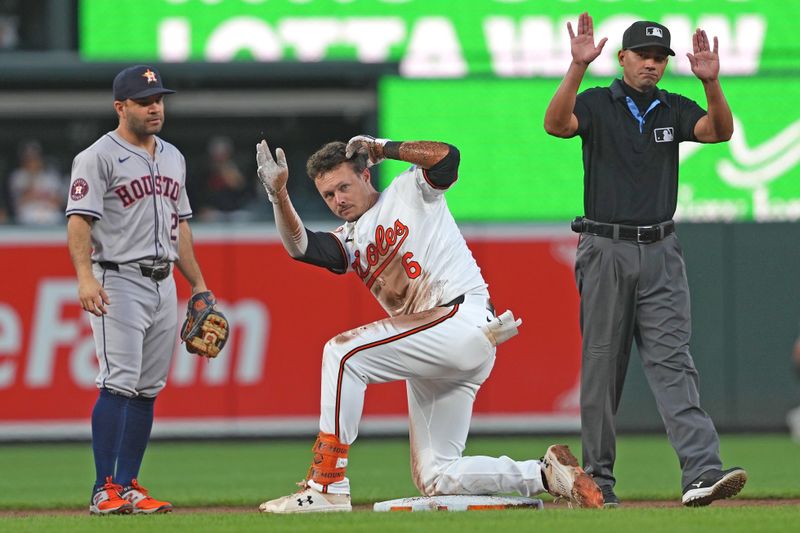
[66, 65, 212, 515]
[254, 135, 604, 513]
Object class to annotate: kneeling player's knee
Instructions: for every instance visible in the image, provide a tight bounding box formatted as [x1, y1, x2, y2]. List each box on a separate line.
[411, 455, 449, 496]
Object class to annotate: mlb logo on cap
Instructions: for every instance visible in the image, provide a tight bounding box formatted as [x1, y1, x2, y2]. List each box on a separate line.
[622, 20, 675, 56]
[113, 65, 176, 101]
[646, 27, 663, 38]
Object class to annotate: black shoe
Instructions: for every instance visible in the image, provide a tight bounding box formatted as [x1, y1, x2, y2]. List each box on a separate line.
[681, 467, 747, 507]
[600, 485, 619, 508]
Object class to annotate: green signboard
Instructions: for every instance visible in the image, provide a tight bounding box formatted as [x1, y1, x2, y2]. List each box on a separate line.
[80, 0, 798, 77]
[79, 0, 800, 221]
[379, 76, 800, 222]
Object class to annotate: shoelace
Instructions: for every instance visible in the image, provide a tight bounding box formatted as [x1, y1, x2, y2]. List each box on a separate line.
[129, 479, 153, 499]
[101, 475, 125, 496]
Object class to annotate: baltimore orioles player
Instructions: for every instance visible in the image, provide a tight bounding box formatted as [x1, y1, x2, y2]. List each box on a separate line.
[254, 135, 604, 513]
[66, 65, 217, 515]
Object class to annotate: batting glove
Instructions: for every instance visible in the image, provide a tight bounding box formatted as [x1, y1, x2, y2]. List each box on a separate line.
[481, 310, 522, 346]
[346, 135, 390, 167]
[256, 139, 289, 204]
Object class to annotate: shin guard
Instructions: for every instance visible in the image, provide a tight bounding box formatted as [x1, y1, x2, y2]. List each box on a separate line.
[307, 433, 350, 487]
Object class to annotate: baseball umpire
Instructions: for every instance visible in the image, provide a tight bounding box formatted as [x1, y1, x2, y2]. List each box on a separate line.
[543, 13, 747, 507]
[66, 65, 227, 515]
[253, 135, 604, 513]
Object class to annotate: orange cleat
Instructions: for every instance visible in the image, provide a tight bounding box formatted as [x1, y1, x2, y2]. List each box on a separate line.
[89, 476, 134, 515]
[121, 479, 173, 514]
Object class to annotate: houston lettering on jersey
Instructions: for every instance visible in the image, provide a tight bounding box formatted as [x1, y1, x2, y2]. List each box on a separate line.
[114, 175, 180, 207]
[352, 219, 409, 289]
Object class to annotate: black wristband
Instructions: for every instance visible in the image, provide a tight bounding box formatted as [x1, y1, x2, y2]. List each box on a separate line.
[383, 141, 402, 160]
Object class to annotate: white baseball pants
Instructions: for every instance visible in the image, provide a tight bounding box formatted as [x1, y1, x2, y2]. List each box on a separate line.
[315, 293, 545, 497]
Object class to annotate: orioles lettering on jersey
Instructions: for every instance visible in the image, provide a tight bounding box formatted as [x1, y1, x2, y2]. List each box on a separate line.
[114, 175, 181, 207]
[352, 218, 417, 287]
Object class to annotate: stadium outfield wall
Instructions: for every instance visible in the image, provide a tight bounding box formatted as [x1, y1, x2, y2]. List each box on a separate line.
[0, 223, 797, 441]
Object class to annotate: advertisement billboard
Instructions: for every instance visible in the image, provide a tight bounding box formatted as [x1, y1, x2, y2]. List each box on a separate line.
[79, 0, 790, 78]
[0, 226, 582, 439]
[77, 1, 800, 221]
[379, 76, 800, 222]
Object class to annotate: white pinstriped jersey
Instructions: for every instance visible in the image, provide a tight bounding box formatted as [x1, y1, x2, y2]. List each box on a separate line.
[66, 131, 192, 263]
[331, 166, 487, 316]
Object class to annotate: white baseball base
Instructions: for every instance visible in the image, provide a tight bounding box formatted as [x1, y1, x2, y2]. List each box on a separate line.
[373, 495, 544, 512]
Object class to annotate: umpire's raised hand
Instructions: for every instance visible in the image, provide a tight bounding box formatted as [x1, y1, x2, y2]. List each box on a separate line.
[567, 12, 607, 66]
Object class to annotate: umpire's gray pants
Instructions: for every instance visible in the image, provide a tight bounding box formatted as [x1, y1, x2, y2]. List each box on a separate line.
[574, 233, 722, 490]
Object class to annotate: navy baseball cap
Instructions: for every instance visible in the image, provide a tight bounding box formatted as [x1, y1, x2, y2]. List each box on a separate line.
[113, 65, 176, 101]
[622, 21, 675, 56]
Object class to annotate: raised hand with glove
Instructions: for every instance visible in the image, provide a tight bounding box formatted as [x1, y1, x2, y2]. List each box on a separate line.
[345, 135, 390, 167]
[344, 136, 458, 185]
[256, 139, 289, 204]
[180, 291, 229, 358]
[254, 138, 308, 257]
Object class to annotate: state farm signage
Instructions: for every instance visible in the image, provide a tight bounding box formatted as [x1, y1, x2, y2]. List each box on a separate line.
[0, 227, 581, 439]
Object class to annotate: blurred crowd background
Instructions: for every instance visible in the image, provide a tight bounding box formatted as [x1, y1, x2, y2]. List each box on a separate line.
[0, 0, 388, 227]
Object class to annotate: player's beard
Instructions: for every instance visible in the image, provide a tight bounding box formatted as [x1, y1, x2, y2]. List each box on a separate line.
[127, 112, 164, 138]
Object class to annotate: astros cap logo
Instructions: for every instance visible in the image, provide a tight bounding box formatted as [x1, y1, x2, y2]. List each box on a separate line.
[142, 69, 158, 84]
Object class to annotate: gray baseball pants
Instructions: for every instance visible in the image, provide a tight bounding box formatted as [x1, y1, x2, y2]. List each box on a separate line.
[90, 262, 178, 397]
[574, 233, 722, 490]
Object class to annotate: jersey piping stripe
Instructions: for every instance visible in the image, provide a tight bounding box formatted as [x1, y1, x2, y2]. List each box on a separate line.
[152, 162, 163, 260]
[326, 232, 349, 273]
[364, 229, 408, 289]
[66, 208, 103, 219]
[333, 304, 460, 438]
[99, 268, 109, 389]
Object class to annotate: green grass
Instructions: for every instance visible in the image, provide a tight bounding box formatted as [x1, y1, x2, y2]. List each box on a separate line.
[5, 507, 800, 533]
[1, 434, 799, 532]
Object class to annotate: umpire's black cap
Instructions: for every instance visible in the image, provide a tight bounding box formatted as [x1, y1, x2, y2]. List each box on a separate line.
[113, 65, 176, 101]
[622, 21, 675, 56]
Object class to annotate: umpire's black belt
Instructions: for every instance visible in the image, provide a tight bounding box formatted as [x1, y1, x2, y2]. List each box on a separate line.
[571, 217, 675, 244]
[98, 261, 172, 281]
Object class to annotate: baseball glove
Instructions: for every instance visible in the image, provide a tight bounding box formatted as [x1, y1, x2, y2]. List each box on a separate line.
[180, 291, 228, 358]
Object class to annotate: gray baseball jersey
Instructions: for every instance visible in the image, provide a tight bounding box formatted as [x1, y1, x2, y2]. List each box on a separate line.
[67, 130, 191, 397]
[66, 130, 192, 263]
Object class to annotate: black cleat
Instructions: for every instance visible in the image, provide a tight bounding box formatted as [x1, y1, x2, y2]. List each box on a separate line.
[600, 485, 620, 508]
[681, 467, 747, 507]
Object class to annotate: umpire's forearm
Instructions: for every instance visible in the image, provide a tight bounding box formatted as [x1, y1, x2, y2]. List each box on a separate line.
[544, 61, 586, 137]
[702, 78, 733, 142]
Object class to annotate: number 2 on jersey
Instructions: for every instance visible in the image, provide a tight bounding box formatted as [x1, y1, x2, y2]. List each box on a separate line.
[170, 213, 178, 241]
